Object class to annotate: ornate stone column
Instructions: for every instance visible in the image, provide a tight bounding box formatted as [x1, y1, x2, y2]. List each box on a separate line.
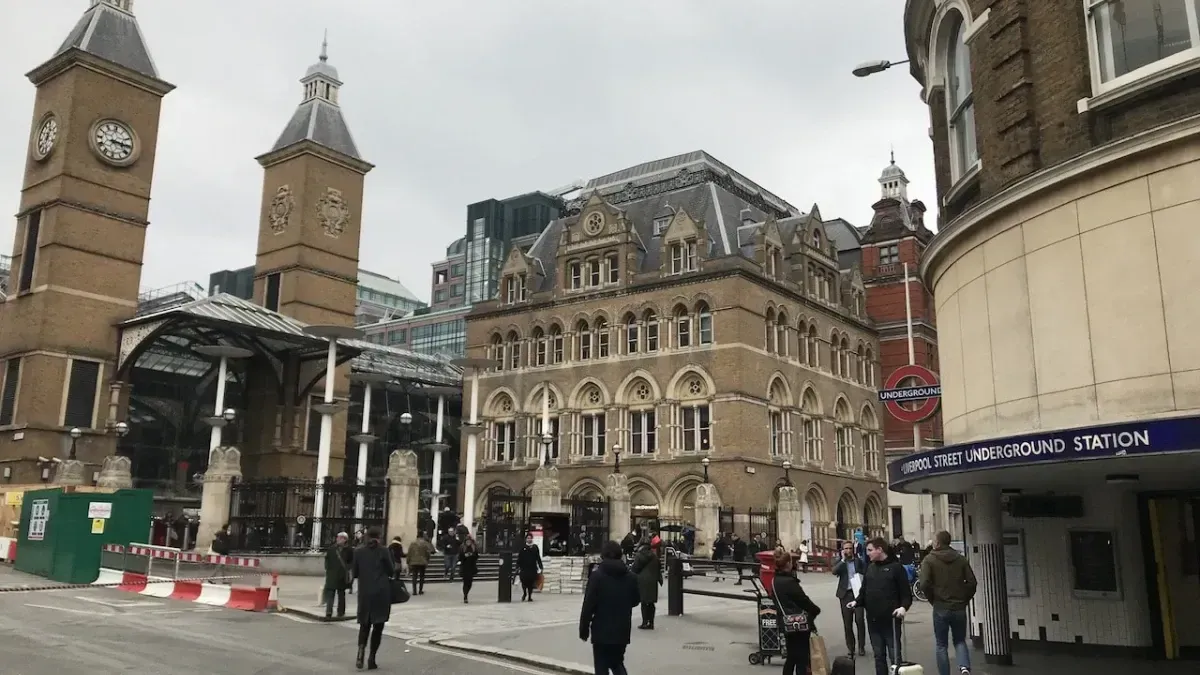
[52, 460, 86, 486]
[775, 485, 803, 551]
[693, 483, 721, 558]
[195, 446, 242, 553]
[606, 472, 630, 537]
[385, 449, 420, 545]
[95, 455, 133, 489]
[530, 464, 564, 513]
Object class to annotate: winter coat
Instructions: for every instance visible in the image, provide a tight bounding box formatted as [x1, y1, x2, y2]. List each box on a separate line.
[211, 530, 231, 555]
[919, 547, 978, 612]
[732, 538, 748, 562]
[771, 570, 821, 634]
[406, 538, 434, 566]
[440, 533, 462, 556]
[832, 554, 866, 600]
[853, 554, 913, 622]
[632, 548, 661, 604]
[459, 546, 479, 579]
[324, 544, 350, 590]
[579, 558, 641, 645]
[351, 539, 395, 625]
[517, 544, 543, 585]
[388, 541, 405, 568]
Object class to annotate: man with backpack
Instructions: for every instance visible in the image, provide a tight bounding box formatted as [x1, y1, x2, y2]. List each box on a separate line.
[919, 530, 977, 675]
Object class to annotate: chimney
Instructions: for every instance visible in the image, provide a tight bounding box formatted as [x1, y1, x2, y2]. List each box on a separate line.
[740, 207, 755, 225]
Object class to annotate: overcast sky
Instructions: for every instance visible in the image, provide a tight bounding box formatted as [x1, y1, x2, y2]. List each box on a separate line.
[1, 1, 931, 302]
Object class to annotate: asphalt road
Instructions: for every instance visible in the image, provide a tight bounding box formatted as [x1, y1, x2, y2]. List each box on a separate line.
[0, 566, 554, 675]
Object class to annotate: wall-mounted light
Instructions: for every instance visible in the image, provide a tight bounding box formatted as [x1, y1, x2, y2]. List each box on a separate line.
[92, 471, 100, 485]
[1, 466, 10, 480]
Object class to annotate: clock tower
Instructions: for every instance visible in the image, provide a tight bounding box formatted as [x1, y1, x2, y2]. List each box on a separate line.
[0, 0, 173, 480]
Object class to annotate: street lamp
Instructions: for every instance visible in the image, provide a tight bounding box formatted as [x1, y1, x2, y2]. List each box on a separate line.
[782, 459, 793, 486]
[67, 427, 82, 460]
[542, 434, 555, 466]
[113, 421, 130, 438]
[399, 411, 413, 447]
[701, 456, 710, 483]
[611, 443, 621, 474]
[851, 58, 910, 78]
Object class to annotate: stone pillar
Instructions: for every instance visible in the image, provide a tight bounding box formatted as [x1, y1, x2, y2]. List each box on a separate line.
[775, 485, 803, 551]
[972, 485, 1012, 666]
[606, 473, 631, 538]
[530, 464, 564, 513]
[693, 483, 721, 558]
[195, 447, 242, 553]
[95, 456, 133, 489]
[385, 449, 419, 545]
[52, 460, 87, 486]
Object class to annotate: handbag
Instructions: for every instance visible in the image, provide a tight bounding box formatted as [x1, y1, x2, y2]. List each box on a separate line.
[809, 633, 830, 675]
[770, 577, 810, 633]
[390, 577, 410, 604]
[535, 573, 545, 591]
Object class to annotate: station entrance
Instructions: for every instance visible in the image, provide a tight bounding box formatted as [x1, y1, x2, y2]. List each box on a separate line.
[1142, 492, 1200, 660]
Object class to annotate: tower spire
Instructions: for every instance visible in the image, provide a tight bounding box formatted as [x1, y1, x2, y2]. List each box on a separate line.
[879, 150, 909, 202]
[320, 29, 329, 62]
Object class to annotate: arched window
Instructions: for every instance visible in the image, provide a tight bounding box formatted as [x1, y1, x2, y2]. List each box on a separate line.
[578, 384, 606, 458]
[834, 399, 854, 470]
[678, 374, 710, 453]
[595, 317, 610, 358]
[586, 257, 602, 287]
[864, 347, 875, 386]
[765, 308, 776, 352]
[839, 336, 851, 378]
[568, 259, 582, 290]
[807, 325, 820, 369]
[674, 304, 691, 348]
[943, 9, 978, 181]
[775, 310, 789, 357]
[800, 388, 822, 463]
[624, 313, 639, 355]
[768, 379, 790, 458]
[506, 330, 521, 370]
[488, 393, 517, 463]
[534, 386, 559, 462]
[549, 323, 564, 364]
[489, 334, 504, 370]
[643, 309, 659, 352]
[696, 301, 713, 345]
[576, 319, 592, 360]
[532, 327, 546, 367]
[811, 229, 822, 249]
[860, 406, 880, 476]
[830, 332, 842, 377]
[625, 378, 657, 455]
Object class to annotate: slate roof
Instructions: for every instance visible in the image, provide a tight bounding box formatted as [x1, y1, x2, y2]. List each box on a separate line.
[55, 1, 159, 79]
[269, 97, 362, 160]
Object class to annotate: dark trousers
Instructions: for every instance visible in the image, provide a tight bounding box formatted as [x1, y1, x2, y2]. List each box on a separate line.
[462, 574, 474, 600]
[839, 594, 866, 652]
[782, 631, 812, 675]
[591, 643, 628, 675]
[357, 622, 385, 662]
[322, 586, 345, 617]
[410, 565, 427, 593]
[443, 553, 458, 580]
[639, 602, 656, 626]
[866, 617, 898, 675]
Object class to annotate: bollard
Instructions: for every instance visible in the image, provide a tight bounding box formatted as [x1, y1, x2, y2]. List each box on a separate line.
[497, 551, 513, 603]
[667, 556, 684, 616]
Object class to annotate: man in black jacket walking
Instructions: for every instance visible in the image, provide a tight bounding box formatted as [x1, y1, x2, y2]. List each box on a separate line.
[580, 540, 640, 675]
[848, 537, 913, 675]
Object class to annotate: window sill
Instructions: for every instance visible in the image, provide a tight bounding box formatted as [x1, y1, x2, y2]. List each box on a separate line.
[943, 161, 981, 208]
[1078, 55, 1200, 114]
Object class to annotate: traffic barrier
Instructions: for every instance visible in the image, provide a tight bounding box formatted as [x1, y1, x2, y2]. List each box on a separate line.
[98, 543, 274, 612]
[0, 536, 16, 563]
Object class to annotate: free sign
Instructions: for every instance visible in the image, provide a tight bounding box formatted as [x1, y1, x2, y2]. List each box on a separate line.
[878, 364, 941, 423]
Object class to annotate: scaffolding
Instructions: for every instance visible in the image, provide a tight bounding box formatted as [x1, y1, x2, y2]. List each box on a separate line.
[136, 280, 206, 315]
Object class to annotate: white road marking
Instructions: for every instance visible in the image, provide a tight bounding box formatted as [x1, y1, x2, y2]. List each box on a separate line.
[410, 638, 556, 674]
[276, 612, 319, 624]
[72, 596, 159, 608]
[147, 610, 187, 615]
[25, 603, 110, 617]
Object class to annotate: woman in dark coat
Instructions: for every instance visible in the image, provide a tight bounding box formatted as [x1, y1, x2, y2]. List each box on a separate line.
[459, 536, 480, 603]
[351, 526, 395, 670]
[770, 546, 822, 675]
[516, 533, 544, 602]
[632, 538, 662, 630]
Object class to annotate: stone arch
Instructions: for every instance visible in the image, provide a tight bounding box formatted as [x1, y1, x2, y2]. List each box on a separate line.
[691, 291, 716, 309]
[569, 310, 593, 327]
[662, 473, 706, 520]
[927, 0, 977, 90]
[798, 383, 822, 414]
[615, 369, 662, 405]
[801, 482, 830, 545]
[859, 403, 878, 429]
[475, 481, 519, 519]
[523, 382, 565, 412]
[484, 387, 520, 416]
[836, 489, 861, 540]
[569, 378, 610, 409]
[591, 308, 612, 324]
[767, 372, 791, 405]
[667, 365, 716, 400]
[833, 395, 854, 423]
[567, 477, 607, 499]
[863, 492, 886, 537]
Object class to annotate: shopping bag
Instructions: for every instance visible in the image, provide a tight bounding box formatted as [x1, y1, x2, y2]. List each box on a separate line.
[808, 633, 829, 675]
[890, 618, 923, 674]
[390, 577, 410, 604]
[535, 573, 545, 591]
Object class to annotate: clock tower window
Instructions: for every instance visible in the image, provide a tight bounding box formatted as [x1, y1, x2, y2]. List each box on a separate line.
[17, 211, 41, 294]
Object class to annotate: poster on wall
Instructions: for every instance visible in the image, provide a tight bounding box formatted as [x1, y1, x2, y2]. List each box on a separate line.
[1003, 529, 1028, 597]
[27, 499, 50, 542]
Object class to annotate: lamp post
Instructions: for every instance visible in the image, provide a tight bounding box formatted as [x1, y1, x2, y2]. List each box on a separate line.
[542, 434, 555, 467]
[851, 58, 910, 78]
[349, 372, 390, 525]
[450, 356, 501, 533]
[701, 456, 710, 483]
[612, 443, 622, 474]
[399, 411, 413, 447]
[193, 345, 253, 450]
[782, 459, 793, 486]
[67, 427, 82, 460]
[303, 324, 365, 550]
[421, 385, 459, 517]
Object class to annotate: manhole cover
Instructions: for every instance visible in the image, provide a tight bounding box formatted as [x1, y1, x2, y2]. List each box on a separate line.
[682, 642, 715, 652]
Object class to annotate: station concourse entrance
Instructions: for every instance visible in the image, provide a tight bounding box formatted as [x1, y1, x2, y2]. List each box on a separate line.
[1141, 492, 1200, 660]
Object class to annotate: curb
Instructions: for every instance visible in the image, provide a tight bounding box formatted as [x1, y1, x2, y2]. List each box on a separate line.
[277, 603, 354, 622]
[429, 638, 591, 675]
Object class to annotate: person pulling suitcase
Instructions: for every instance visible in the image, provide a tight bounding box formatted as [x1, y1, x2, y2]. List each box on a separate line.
[846, 537, 913, 675]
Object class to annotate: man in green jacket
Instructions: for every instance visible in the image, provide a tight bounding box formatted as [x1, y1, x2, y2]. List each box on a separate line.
[324, 532, 351, 619]
[919, 530, 977, 675]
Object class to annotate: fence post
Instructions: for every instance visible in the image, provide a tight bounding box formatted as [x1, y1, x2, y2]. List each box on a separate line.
[667, 556, 684, 616]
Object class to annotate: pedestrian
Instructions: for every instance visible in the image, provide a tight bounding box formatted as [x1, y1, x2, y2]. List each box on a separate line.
[406, 532, 433, 594]
[517, 533, 543, 601]
[210, 523, 231, 555]
[712, 533, 730, 580]
[798, 539, 810, 573]
[920, 530, 977, 675]
[847, 537, 913, 675]
[323, 532, 351, 620]
[350, 526, 394, 670]
[439, 530, 461, 581]
[632, 537, 662, 630]
[387, 536, 405, 579]
[770, 546, 822, 675]
[731, 533, 748, 585]
[459, 535, 479, 603]
[580, 540, 640, 675]
[832, 540, 867, 658]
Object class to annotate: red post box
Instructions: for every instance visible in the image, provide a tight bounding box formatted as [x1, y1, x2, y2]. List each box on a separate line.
[756, 550, 777, 595]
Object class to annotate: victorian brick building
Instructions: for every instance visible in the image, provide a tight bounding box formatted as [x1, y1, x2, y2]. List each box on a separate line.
[461, 152, 889, 545]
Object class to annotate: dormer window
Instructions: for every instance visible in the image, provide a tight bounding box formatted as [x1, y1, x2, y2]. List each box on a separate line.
[879, 245, 899, 266]
[811, 230, 822, 250]
[568, 260, 582, 290]
[605, 253, 620, 284]
[587, 258, 601, 287]
[653, 217, 670, 236]
[518, 274, 527, 301]
[505, 276, 517, 304]
[669, 240, 698, 275]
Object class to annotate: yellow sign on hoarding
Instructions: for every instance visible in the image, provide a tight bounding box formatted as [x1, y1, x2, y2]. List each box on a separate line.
[91, 518, 105, 535]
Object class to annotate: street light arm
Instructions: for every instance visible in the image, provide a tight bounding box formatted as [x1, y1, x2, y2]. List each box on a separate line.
[852, 58, 910, 78]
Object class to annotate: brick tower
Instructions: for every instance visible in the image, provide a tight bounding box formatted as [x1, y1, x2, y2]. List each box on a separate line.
[0, 0, 173, 481]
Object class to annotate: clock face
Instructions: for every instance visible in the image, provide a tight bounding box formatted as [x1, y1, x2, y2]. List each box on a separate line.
[93, 120, 135, 163]
[34, 116, 58, 158]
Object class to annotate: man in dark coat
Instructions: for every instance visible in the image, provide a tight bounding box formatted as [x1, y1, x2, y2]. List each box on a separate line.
[849, 537, 913, 675]
[351, 526, 395, 670]
[323, 532, 351, 619]
[580, 540, 640, 675]
[632, 539, 662, 630]
[517, 534, 544, 602]
[439, 531, 461, 581]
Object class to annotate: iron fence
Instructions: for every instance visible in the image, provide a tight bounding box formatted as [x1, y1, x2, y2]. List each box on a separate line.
[718, 506, 735, 536]
[483, 492, 530, 553]
[564, 497, 608, 555]
[228, 477, 387, 552]
[744, 507, 778, 544]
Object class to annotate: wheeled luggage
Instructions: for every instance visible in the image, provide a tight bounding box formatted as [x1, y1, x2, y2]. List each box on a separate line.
[831, 654, 855, 674]
[891, 617, 923, 674]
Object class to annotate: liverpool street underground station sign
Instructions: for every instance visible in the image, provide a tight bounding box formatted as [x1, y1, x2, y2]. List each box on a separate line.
[888, 415, 1200, 490]
[879, 364, 941, 424]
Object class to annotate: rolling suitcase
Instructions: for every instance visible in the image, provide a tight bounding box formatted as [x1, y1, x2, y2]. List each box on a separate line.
[891, 617, 923, 675]
[830, 654, 855, 674]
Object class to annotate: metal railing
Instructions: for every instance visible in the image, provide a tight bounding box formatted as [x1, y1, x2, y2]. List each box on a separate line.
[666, 557, 763, 616]
[101, 543, 265, 587]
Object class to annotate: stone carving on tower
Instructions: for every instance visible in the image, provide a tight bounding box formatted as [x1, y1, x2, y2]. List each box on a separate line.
[268, 185, 295, 234]
[316, 187, 351, 238]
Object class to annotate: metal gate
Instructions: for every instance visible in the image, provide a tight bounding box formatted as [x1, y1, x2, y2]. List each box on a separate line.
[228, 477, 387, 552]
[483, 491, 530, 553]
[718, 506, 735, 536]
[745, 507, 778, 544]
[565, 497, 608, 555]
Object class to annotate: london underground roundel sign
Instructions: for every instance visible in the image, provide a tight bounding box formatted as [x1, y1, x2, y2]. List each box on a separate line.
[879, 364, 941, 424]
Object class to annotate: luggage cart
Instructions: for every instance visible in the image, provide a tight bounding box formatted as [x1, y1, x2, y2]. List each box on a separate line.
[746, 576, 784, 665]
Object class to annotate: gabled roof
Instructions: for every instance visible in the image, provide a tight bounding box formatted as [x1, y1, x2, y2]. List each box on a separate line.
[269, 98, 362, 161]
[55, 1, 159, 80]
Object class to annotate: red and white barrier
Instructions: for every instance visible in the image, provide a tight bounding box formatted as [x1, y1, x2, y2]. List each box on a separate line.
[98, 543, 272, 612]
[106, 543, 261, 567]
[0, 536, 16, 563]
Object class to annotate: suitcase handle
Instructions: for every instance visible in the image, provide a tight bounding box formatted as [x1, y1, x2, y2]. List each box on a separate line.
[893, 616, 907, 666]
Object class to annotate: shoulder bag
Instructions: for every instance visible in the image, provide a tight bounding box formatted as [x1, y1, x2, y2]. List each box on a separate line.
[770, 578, 810, 633]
